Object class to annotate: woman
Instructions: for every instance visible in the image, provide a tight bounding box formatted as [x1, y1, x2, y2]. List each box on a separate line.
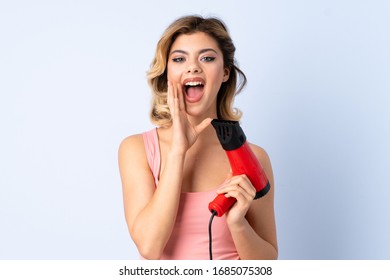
[118, 15, 277, 260]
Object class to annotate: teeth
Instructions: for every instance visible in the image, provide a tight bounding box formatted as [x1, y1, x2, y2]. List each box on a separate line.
[185, 81, 203, 86]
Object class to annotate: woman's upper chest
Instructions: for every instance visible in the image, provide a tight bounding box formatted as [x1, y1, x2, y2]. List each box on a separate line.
[159, 136, 230, 192]
[181, 146, 230, 192]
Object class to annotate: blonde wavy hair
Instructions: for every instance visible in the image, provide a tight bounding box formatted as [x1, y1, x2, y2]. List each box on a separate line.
[147, 15, 247, 127]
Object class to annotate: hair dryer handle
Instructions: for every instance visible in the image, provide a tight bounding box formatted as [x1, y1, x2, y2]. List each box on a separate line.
[208, 195, 236, 217]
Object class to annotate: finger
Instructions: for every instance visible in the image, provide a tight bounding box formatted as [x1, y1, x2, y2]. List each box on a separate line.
[220, 184, 254, 202]
[225, 186, 254, 202]
[228, 175, 253, 190]
[226, 169, 233, 179]
[167, 81, 170, 104]
[167, 81, 174, 114]
[170, 82, 179, 118]
[176, 83, 185, 111]
[217, 184, 243, 195]
[237, 182, 257, 200]
[220, 176, 256, 199]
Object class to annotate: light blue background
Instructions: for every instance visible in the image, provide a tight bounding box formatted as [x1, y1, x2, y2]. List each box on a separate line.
[1, 0, 389, 259]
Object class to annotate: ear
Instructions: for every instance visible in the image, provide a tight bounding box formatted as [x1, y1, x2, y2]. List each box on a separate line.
[222, 67, 230, 82]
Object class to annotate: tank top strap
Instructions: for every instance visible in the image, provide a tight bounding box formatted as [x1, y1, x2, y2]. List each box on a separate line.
[142, 128, 160, 185]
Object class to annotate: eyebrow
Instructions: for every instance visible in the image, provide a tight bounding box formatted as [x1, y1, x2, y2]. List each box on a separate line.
[169, 48, 218, 56]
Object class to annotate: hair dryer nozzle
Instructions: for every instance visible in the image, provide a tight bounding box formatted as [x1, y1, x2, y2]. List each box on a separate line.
[211, 119, 246, 151]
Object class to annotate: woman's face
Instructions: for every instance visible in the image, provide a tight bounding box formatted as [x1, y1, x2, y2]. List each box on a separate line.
[167, 32, 229, 120]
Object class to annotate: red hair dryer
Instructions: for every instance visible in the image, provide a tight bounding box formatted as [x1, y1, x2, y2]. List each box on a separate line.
[208, 119, 270, 217]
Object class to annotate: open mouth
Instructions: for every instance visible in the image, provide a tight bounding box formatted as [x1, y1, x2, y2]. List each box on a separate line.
[184, 80, 205, 103]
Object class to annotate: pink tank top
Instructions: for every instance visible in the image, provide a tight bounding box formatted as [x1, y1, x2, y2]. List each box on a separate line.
[142, 128, 239, 260]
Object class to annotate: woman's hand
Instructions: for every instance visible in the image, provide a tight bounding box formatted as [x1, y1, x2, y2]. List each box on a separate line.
[216, 173, 257, 227]
[167, 81, 211, 153]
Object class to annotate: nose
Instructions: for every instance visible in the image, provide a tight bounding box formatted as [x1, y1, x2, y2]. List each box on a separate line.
[187, 59, 201, 74]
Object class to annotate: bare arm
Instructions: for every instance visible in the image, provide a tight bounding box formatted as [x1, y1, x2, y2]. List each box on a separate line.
[118, 135, 185, 259]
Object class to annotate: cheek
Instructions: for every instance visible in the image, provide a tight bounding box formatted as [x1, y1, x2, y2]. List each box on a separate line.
[211, 63, 227, 80]
[209, 69, 226, 86]
[166, 64, 182, 82]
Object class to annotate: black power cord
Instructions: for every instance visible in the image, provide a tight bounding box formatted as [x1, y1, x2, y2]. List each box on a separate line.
[208, 210, 217, 260]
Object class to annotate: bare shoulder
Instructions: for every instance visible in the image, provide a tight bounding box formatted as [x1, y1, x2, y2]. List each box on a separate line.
[119, 134, 144, 154]
[119, 133, 150, 161]
[118, 133, 150, 177]
[248, 143, 272, 170]
[247, 142, 274, 192]
[119, 134, 143, 151]
[118, 132, 156, 201]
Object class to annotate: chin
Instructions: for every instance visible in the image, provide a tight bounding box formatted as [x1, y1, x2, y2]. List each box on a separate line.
[185, 99, 216, 117]
[186, 109, 214, 122]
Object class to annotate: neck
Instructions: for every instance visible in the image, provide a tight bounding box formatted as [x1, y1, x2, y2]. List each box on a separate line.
[192, 120, 220, 148]
[185, 107, 220, 143]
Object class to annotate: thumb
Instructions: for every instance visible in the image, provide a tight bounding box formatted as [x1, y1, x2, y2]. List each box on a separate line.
[194, 117, 212, 135]
[226, 168, 233, 180]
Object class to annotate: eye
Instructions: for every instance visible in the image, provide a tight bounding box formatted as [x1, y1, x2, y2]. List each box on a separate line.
[172, 57, 185, 63]
[201, 56, 215, 62]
